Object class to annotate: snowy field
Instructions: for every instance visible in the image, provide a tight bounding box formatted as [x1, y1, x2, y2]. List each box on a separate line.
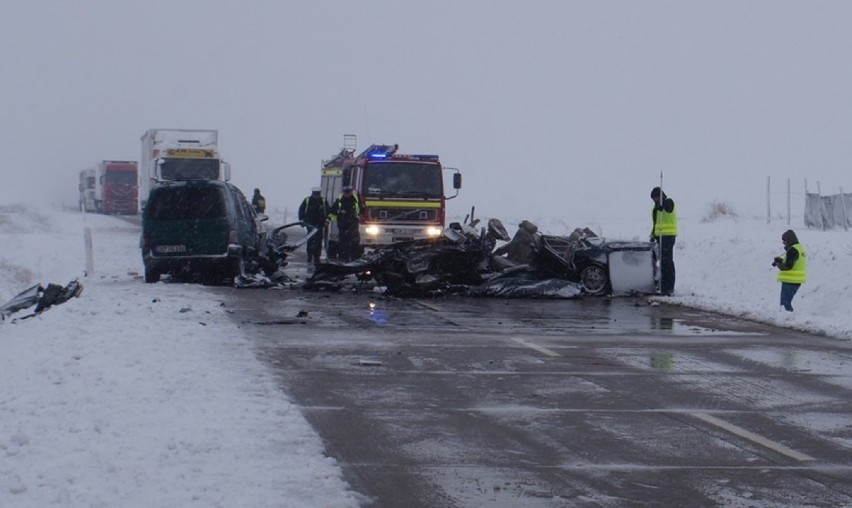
[0, 205, 362, 508]
[1, 203, 850, 507]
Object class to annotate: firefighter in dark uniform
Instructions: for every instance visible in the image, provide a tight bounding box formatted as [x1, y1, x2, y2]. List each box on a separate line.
[329, 186, 362, 262]
[298, 187, 329, 266]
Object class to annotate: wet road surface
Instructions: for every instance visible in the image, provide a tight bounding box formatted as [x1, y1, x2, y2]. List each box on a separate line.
[215, 278, 852, 507]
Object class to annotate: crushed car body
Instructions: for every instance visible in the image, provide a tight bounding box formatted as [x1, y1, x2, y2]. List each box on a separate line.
[304, 218, 656, 298]
[235, 221, 318, 288]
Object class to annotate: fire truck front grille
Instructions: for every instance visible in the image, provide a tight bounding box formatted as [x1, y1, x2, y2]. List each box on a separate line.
[367, 208, 438, 222]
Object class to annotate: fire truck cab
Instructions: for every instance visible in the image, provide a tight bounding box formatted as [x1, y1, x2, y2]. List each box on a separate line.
[320, 137, 461, 258]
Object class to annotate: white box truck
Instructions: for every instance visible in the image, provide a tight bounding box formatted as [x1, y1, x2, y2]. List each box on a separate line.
[139, 129, 231, 212]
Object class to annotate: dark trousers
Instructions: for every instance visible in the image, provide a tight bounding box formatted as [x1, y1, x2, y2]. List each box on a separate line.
[659, 236, 676, 295]
[305, 225, 323, 264]
[338, 221, 360, 262]
[780, 282, 800, 311]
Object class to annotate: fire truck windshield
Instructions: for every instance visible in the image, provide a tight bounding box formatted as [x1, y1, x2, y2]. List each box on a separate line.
[364, 162, 443, 199]
[159, 158, 220, 181]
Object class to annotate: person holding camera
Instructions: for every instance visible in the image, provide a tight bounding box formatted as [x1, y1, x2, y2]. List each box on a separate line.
[772, 229, 807, 312]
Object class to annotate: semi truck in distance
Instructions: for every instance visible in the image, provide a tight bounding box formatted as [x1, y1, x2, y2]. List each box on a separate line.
[94, 160, 138, 214]
[78, 168, 96, 212]
[139, 129, 230, 213]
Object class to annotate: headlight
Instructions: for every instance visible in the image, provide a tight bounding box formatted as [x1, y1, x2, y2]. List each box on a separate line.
[426, 226, 443, 237]
[364, 225, 380, 236]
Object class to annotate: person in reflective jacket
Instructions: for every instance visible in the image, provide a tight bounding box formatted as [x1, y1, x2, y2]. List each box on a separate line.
[772, 229, 807, 312]
[650, 186, 678, 295]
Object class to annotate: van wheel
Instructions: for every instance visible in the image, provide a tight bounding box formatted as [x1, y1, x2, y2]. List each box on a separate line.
[580, 265, 608, 295]
[144, 265, 160, 283]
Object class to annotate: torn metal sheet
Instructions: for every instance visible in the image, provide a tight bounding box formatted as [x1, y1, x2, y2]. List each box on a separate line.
[1, 280, 84, 321]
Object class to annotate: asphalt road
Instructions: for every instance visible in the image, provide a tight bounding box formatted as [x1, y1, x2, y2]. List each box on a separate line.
[214, 267, 852, 507]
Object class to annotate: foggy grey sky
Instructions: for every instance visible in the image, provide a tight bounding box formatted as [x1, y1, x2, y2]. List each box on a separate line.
[3, 0, 851, 226]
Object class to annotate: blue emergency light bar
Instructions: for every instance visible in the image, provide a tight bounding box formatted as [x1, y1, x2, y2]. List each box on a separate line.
[366, 152, 440, 162]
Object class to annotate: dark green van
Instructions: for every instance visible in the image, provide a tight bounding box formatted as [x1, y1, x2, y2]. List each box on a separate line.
[141, 180, 262, 283]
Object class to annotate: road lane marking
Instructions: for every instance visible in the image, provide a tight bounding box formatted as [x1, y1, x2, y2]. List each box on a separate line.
[690, 412, 816, 462]
[511, 337, 561, 357]
[413, 300, 442, 312]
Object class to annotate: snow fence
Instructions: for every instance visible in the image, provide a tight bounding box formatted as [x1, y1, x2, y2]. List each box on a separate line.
[804, 192, 852, 230]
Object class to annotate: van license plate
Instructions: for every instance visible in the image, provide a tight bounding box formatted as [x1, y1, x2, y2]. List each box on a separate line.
[157, 245, 187, 253]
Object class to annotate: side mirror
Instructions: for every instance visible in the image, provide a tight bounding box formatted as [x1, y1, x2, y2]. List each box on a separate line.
[222, 161, 231, 182]
[257, 213, 269, 222]
[444, 167, 462, 200]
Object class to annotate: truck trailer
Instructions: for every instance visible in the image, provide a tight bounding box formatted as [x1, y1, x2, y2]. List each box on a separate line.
[139, 129, 230, 213]
[78, 168, 96, 212]
[320, 136, 461, 257]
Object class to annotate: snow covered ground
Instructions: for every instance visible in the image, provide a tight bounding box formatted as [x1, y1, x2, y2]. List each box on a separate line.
[0, 205, 363, 508]
[1, 203, 850, 507]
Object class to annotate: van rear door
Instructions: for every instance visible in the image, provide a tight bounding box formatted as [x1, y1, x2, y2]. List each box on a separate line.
[145, 185, 231, 257]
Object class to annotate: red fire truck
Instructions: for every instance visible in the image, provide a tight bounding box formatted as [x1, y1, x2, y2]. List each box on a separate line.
[94, 160, 138, 214]
[320, 137, 461, 257]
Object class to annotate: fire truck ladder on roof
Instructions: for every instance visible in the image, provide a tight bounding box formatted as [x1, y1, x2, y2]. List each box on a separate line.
[343, 134, 357, 153]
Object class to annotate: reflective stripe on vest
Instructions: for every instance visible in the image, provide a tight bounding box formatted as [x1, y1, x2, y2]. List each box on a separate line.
[336, 195, 361, 215]
[653, 206, 678, 236]
[777, 244, 807, 284]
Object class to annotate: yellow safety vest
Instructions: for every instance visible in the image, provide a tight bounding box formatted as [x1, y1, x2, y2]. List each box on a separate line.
[652, 205, 678, 237]
[777, 244, 807, 284]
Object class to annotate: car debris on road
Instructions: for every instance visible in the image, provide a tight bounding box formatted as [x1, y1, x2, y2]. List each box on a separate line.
[302, 218, 656, 298]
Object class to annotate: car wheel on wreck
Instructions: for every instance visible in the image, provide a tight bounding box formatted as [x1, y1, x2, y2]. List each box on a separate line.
[580, 264, 609, 296]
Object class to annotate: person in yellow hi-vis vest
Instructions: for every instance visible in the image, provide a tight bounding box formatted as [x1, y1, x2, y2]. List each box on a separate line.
[772, 229, 807, 312]
[650, 186, 678, 295]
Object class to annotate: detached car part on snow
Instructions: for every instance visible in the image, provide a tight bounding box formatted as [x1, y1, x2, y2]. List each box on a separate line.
[1, 280, 83, 322]
[306, 219, 656, 298]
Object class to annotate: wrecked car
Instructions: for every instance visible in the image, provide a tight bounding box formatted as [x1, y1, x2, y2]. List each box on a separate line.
[306, 217, 656, 298]
[235, 221, 318, 288]
[306, 218, 509, 296]
[533, 232, 657, 296]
